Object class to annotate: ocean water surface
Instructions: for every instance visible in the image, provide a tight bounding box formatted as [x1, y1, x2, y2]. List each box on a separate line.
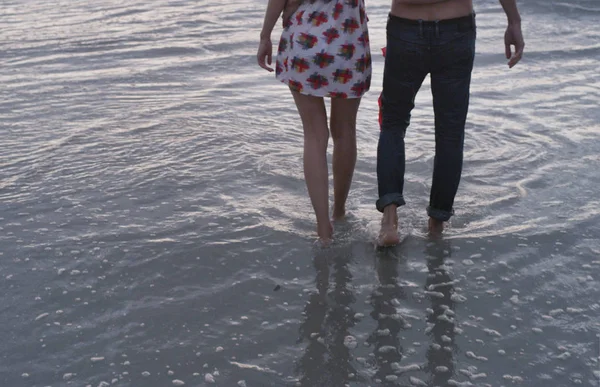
[1, 0, 599, 386]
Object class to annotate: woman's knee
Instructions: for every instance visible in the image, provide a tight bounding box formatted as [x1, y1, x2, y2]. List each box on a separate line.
[330, 120, 356, 142]
[330, 99, 359, 141]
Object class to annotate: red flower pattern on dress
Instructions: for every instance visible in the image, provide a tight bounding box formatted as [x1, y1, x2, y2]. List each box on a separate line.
[314, 51, 336, 69]
[276, 0, 371, 99]
[338, 43, 356, 60]
[333, 3, 344, 20]
[291, 57, 311, 73]
[278, 38, 288, 54]
[342, 18, 360, 34]
[297, 33, 318, 50]
[333, 69, 353, 84]
[308, 11, 329, 27]
[358, 31, 369, 47]
[323, 28, 340, 44]
[354, 53, 371, 73]
[307, 73, 329, 90]
[351, 79, 369, 96]
[289, 80, 304, 93]
[296, 11, 305, 25]
[329, 92, 349, 98]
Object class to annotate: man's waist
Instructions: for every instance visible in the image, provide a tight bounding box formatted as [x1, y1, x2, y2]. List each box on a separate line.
[391, 0, 473, 22]
[388, 12, 476, 32]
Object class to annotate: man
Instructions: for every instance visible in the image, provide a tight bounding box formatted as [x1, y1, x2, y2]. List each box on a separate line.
[377, 0, 524, 245]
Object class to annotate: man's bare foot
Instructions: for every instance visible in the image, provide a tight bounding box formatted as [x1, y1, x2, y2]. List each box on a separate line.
[378, 205, 399, 246]
[428, 217, 444, 237]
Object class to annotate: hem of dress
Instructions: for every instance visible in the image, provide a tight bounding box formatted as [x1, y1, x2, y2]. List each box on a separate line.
[276, 76, 366, 99]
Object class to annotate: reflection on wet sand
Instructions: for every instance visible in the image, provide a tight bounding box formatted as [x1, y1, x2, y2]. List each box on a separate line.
[295, 248, 361, 386]
[367, 254, 408, 385]
[366, 239, 457, 386]
[424, 240, 457, 386]
[294, 239, 460, 386]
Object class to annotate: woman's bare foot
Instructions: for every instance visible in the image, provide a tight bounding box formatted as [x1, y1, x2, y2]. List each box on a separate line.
[316, 221, 334, 246]
[332, 207, 346, 221]
[428, 217, 444, 237]
[378, 205, 400, 246]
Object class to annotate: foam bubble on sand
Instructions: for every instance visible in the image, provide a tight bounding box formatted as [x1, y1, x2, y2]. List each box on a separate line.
[391, 363, 420, 373]
[344, 335, 358, 349]
[459, 368, 488, 381]
[484, 328, 502, 337]
[238, 381, 247, 387]
[35, 313, 49, 321]
[451, 294, 467, 303]
[377, 329, 391, 337]
[425, 291, 445, 299]
[204, 373, 215, 383]
[503, 375, 524, 383]
[465, 351, 488, 362]
[448, 380, 474, 386]
[172, 380, 185, 386]
[141, 372, 150, 377]
[378, 345, 397, 354]
[566, 307, 584, 314]
[90, 357, 104, 363]
[409, 376, 427, 385]
[462, 259, 475, 266]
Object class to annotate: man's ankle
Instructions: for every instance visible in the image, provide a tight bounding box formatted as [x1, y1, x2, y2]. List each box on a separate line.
[382, 205, 398, 225]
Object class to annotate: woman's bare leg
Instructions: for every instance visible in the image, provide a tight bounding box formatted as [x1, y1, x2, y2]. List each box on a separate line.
[330, 97, 361, 220]
[291, 91, 332, 242]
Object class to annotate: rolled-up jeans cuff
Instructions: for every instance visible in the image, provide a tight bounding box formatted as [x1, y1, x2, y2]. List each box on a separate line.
[427, 206, 454, 221]
[376, 194, 406, 213]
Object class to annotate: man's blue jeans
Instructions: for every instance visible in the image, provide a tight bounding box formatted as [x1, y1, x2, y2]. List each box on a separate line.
[377, 13, 476, 221]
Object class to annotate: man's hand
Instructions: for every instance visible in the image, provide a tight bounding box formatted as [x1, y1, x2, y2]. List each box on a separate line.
[257, 37, 274, 72]
[504, 23, 524, 68]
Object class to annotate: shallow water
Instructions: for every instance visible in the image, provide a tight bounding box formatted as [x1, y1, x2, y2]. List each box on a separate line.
[1, 0, 599, 386]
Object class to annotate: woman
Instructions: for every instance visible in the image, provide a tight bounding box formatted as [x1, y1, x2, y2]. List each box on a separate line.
[257, 0, 372, 244]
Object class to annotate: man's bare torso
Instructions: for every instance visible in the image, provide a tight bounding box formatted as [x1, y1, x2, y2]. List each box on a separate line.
[391, 0, 473, 21]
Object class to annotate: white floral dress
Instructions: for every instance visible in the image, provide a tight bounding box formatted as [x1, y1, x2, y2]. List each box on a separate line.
[276, 0, 372, 99]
